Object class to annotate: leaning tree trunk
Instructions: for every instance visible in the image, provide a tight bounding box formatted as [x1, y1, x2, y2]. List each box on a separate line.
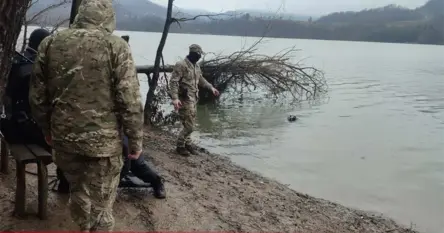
[143, 0, 174, 125]
[0, 0, 31, 105]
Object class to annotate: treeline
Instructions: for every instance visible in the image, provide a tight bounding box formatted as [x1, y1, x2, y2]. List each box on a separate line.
[116, 0, 444, 45]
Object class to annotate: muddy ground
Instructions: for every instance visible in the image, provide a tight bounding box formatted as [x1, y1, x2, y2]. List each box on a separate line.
[0, 128, 418, 232]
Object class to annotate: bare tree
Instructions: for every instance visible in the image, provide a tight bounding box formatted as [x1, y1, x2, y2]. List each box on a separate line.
[138, 35, 327, 126]
[143, 0, 230, 125]
[20, 0, 70, 52]
[142, 0, 174, 125]
[0, 0, 31, 105]
[140, 0, 327, 126]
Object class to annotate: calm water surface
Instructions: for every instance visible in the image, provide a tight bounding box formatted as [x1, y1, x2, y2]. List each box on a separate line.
[24, 27, 443, 232]
[117, 31, 444, 233]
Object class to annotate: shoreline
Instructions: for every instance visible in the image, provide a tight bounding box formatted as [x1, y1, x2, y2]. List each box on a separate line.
[0, 128, 418, 232]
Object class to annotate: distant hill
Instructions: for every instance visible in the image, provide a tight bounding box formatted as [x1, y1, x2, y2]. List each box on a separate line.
[27, 0, 444, 45]
[316, 4, 424, 25]
[314, 0, 443, 44]
[417, 0, 444, 17]
[27, 0, 316, 24]
[27, 0, 199, 24]
[222, 9, 315, 21]
[316, 0, 443, 25]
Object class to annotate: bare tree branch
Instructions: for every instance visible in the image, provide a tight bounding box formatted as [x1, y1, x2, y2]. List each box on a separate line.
[28, 0, 40, 9]
[137, 36, 327, 105]
[142, 0, 327, 126]
[171, 13, 231, 28]
[50, 17, 69, 33]
[19, 0, 70, 51]
[26, 0, 69, 24]
[174, 13, 229, 22]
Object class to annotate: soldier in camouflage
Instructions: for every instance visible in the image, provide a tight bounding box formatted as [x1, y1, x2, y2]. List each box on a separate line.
[169, 44, 220, 156]
[28, 0, 143, 231]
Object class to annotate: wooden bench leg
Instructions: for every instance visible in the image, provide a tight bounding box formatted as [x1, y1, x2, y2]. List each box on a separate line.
[37, 161, 48, 220]
[14, 160, 26, 218]
[1, 140, 9, 174]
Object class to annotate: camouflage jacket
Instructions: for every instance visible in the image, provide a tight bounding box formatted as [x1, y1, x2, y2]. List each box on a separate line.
[29, 0, 143, 157]
[169, 58, 213, 104]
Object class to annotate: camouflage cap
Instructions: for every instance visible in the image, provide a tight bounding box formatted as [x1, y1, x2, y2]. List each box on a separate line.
[189, 44, 205, 55]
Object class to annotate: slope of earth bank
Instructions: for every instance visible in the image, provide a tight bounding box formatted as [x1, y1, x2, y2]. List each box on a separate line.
[0, 128, 418, 232]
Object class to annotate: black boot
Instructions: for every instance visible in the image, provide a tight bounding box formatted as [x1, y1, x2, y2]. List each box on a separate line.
[152, 179, 166, 199]
[185, 144, 198, 155]
[56, 168, 70, 194]
[176, 146, 190, 156]
[130, 154, 167, 198]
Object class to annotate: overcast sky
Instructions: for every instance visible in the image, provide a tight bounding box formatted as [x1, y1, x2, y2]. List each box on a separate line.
[150, 0, 428, 16]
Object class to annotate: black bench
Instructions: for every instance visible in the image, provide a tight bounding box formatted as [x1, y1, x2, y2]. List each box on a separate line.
[0, 135, 52, 220]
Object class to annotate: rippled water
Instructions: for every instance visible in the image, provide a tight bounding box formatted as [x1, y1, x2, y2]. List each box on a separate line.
[22, 27, 444, 233]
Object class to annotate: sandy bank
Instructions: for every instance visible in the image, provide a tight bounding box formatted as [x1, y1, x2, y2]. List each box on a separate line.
[0, 128, 418, 232]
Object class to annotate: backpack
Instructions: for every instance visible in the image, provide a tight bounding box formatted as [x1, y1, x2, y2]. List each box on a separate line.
[0, 51, 50, 152]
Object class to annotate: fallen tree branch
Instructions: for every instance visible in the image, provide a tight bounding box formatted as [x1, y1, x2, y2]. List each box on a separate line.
[136, 45, 327, 104]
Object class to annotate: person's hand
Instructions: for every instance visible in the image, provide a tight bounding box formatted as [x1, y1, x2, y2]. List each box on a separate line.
[211, 87, 220, 96]
[128, 150, 142, 160]
[172, 99, 182, 111]
[45, 135, 52, 145]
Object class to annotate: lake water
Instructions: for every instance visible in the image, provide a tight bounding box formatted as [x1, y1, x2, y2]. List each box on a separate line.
[21, 27, 444, 233]
[119, 31, 444, 233]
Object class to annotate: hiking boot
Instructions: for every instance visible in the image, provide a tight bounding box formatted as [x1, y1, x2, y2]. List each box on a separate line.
[176, 146, 190, 156]
[57, 180, 70, 194]
[185, 144, 198, 155]
[152, 179, 166, 199]
[56, 168, 70, 194]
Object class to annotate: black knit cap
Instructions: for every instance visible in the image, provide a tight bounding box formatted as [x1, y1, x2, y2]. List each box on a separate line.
[28, 28, 51, 51]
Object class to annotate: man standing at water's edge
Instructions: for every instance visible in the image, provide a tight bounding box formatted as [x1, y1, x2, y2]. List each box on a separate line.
[169, 44, 220, 156]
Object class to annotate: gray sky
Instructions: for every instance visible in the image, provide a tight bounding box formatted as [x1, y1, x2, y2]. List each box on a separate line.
[150, 0, 428, 16]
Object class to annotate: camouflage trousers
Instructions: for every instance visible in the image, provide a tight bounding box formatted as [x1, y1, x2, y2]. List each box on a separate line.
[53, 150, 123, 232]
[177, 102, 196, 148]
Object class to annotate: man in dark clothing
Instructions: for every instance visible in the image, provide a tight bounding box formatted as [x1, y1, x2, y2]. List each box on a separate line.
[1, 28, 52, 151]
[1, 28, 166, 199]
[57, 134, 166, 199]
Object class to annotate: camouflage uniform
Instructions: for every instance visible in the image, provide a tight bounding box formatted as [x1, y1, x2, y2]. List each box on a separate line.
[28, 0, 143, 231]
[169, 44, 214, 151]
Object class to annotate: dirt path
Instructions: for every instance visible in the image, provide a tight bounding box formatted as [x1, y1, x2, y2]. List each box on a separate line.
[0, 129, 417, 232]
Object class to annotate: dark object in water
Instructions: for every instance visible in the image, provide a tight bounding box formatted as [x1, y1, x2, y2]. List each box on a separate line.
[287, 115, 298, 122]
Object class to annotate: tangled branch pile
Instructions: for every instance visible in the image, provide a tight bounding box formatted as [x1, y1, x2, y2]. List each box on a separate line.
[137, 39, 327, 125]
[198, 39, 327, 103]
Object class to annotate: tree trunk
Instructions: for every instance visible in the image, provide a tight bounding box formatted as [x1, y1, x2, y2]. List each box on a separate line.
[143, 0, 174, 125]
[0, 0, 31, 105]
[20, 0, 32, 53]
